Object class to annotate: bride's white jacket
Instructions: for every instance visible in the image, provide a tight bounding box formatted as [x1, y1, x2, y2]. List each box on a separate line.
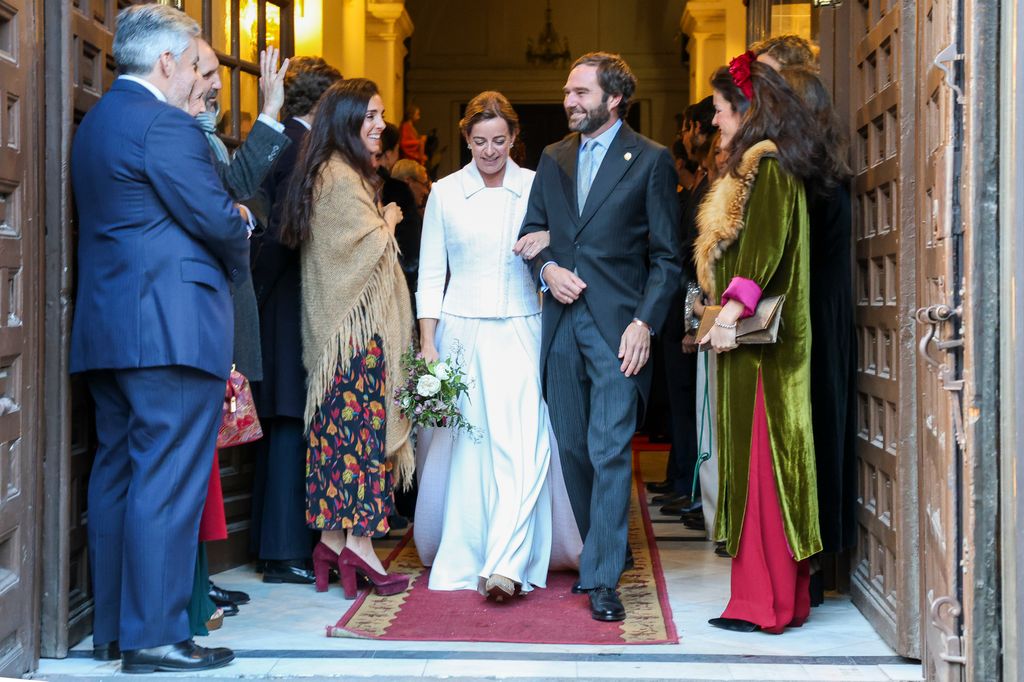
[415, 159, 541, 320]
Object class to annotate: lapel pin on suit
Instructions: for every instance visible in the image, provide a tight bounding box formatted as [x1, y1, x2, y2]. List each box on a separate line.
[624, 152, 632, 161]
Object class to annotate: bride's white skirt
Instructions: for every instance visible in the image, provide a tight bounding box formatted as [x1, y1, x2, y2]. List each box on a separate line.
[413, 312, 582, 593]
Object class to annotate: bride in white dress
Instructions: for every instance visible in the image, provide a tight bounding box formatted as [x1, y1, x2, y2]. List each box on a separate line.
[414, 91, 581, 600]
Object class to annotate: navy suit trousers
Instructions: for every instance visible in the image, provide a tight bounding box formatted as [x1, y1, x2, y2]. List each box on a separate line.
[86, 366, 223, 651]
[545, 302, 638, 589]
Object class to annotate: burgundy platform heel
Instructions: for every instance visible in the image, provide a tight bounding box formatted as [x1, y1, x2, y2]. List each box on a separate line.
[338, 547, 409, 599]
[311, 542, 339, 593]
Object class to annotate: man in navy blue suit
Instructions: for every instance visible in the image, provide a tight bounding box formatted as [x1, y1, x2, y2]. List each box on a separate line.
[70, 4, 249, 673]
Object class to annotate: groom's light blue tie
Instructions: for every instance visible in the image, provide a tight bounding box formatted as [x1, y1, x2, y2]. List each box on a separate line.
[577, 139, 595, 216]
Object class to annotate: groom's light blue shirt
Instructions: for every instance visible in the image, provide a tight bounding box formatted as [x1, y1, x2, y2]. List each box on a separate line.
[539, 119, 624, 291]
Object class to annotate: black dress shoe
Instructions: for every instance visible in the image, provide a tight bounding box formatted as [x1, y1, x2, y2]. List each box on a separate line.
[209, 581, 250, 606]
[660, 496, 696, 515]
[262, 559, 316, 584]
[121, 640, 234, 674]
[93, 641, 120, 661]
[652, 491, 687, 505]
[714, 542, 731, 558]
[645, 480, 674, 494]
[680, 509, 704, 524]
[708, 617, 759, 632]
[571, 581, 591, 594]
[220, 602, 239, 617]
[388, 514, 410, 530]
[682, 516, 706, 531]
[589, 587, 626, 622]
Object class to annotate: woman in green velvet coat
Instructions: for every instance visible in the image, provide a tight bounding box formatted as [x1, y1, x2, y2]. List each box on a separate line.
[695, 54, 823, 634]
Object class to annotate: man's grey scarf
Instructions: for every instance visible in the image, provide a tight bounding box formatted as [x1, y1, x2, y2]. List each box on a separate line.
[196, 111, 231, 166]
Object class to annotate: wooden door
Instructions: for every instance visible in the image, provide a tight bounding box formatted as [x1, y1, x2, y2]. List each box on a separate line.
[914, 0, 967, 678]
[0, 0, 43, 674]
[39, 0, 121, 658]
[848, 0, 921, 656]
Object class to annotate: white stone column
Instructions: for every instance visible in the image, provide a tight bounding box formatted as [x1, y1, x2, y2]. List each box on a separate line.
[366, 2, 414, 123]
[341, 0, 367, 77]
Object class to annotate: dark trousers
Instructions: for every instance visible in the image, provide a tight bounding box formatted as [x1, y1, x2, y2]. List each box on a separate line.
[249, 416, 314, 560]
[662, 336, 699, 496]
[545, 302, 638, 589]
[87, 366, 223, 651]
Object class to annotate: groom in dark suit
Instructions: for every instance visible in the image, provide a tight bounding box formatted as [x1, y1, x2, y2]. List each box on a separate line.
[70, 4, 249, 672]
[517, 52, 681, 621]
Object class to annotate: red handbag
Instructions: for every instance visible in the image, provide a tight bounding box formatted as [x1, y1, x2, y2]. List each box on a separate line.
[217, 366, 263, 448]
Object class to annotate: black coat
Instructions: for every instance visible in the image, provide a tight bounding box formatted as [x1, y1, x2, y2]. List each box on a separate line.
[379, 168, 421, 298]
[213, 119, 291, 382]
[250, 118, 307, 419]
[807, 183, 858, 553]
[520, 123, 682, 402]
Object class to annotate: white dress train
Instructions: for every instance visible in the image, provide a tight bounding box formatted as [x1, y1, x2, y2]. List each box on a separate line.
[412, 159, 582, 593]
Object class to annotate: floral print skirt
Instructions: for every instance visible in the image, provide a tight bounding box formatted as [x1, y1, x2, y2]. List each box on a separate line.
[305, 335, 394, 537]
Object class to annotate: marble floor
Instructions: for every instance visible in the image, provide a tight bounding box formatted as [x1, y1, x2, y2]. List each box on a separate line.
[31, 453, 924, 682]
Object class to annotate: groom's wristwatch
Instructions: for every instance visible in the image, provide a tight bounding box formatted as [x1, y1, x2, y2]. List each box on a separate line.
[633, 318, 654, 336]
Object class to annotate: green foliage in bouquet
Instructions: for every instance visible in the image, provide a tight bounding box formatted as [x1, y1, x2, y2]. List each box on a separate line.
[393, 342, 479, 440]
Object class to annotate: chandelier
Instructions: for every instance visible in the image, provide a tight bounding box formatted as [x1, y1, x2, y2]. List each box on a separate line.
[526, 1, 571, 68]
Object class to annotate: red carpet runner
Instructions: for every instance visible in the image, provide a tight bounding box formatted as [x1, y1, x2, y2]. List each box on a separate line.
[326, 452, 678, 644]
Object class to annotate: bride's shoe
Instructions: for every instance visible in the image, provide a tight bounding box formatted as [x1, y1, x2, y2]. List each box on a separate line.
[484, 574, 518, 602]
[338, 548, 409, 599]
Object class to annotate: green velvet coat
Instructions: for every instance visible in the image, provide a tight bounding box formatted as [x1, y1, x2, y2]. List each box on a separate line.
[694, 141, 822, 562]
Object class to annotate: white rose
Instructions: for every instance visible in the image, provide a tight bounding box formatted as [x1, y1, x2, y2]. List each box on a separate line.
[433, 362, 450, 381]
[401, 396, 412, 408]
[416, 374, 442, 397]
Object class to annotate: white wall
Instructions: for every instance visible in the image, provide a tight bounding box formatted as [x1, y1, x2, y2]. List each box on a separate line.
[405, 0, 689, 176]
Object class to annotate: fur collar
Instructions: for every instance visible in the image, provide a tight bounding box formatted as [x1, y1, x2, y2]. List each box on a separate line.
[694, 140, 779, 298]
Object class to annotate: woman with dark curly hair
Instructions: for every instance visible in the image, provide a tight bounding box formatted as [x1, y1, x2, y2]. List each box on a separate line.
[779, 65, 857, 566]
[280, 78, 414, 599]
[249, 55, 342, 586]
[695, 53, 822, 633]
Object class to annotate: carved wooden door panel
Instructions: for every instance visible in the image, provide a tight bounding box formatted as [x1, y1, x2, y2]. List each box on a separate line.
[849, 0, 921, 657]
[914, 0, 967, 678]
[39, 0, 121, 659]
[0, 0, 42, 674]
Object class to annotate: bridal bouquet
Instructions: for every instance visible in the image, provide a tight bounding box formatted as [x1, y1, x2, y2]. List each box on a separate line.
[394, 342, 479, 439]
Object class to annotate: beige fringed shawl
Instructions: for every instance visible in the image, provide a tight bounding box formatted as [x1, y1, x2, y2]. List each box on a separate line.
[694, 140, 779, 299]
[301, 154, 414, 486]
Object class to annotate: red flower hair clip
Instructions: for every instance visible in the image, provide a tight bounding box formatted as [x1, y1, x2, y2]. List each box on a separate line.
[728, 50, 757, 102]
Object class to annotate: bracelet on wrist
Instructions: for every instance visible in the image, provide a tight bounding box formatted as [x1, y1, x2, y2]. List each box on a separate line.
[714, 319, 737, 330]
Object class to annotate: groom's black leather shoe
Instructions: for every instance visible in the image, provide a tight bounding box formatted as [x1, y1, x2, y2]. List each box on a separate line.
[571, 581, 591, 594]
[262, 559, 315, 584]
[589, 587, 626, 621]
[93, 641, 120, 661]
[121, 640, 234, 674]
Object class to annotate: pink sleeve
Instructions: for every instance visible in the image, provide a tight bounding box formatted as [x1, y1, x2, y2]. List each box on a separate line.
[721, 276, 763, 319]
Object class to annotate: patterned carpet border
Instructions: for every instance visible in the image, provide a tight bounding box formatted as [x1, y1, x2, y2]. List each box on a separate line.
[326, 451, 677, 645]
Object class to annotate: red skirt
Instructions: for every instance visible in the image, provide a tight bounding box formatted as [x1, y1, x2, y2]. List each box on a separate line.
[198, 450, 227, 542]
[721, 373, 810, 633]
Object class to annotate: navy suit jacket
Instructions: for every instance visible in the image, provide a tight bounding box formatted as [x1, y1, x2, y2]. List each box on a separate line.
[70, 78, 250, 380]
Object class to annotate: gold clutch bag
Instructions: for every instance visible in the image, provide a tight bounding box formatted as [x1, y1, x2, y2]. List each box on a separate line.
[696, 295, 786, 351]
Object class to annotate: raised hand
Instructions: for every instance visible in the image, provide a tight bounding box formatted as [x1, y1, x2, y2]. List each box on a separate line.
[259, 47, 290, 120]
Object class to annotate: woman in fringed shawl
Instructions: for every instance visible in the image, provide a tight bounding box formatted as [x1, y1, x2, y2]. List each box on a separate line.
[280, 78, 414, 598]
[695, 54, 823, 633]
